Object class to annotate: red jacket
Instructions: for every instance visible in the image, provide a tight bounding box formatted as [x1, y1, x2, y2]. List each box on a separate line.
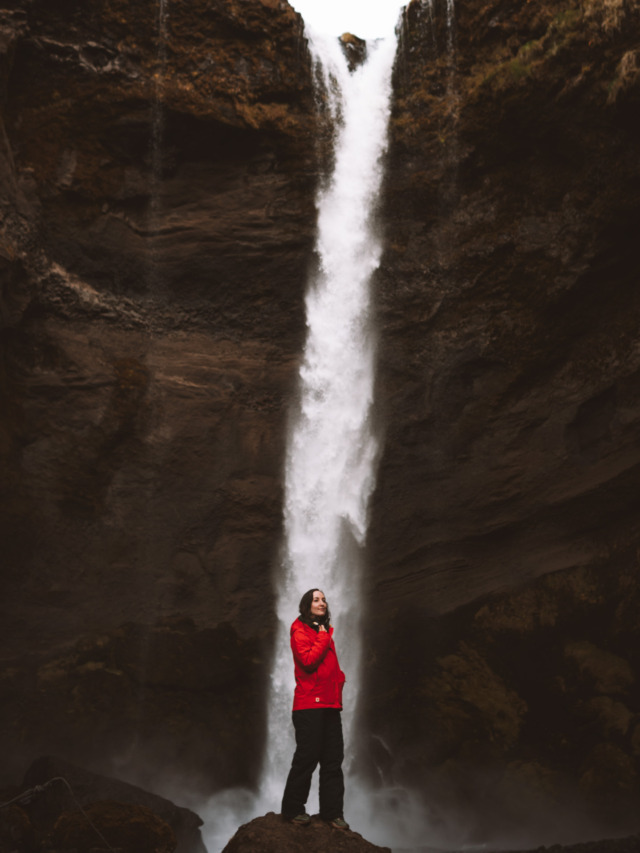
[290, 618, 346, 711]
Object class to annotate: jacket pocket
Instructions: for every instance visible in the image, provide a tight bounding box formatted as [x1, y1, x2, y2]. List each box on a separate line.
[296, 670, 318, 697]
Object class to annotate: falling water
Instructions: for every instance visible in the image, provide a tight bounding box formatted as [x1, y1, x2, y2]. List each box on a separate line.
[446, 0, 457, 53]
[147, 0, 168, 292]
[263, 24, 397, 805]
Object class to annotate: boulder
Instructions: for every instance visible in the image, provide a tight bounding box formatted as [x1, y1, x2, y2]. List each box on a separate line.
[221, 812, 391, 853]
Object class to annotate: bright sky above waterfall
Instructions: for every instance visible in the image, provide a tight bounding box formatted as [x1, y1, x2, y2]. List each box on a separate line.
[289, 0, 407, 38]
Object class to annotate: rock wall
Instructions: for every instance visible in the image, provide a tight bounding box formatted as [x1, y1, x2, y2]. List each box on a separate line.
[0, 0, 317, 790]
[362, 0, 640, 842]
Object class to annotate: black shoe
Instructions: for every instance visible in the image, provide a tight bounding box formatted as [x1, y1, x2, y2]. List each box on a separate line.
[329, 817, 350, 830]
[289, 813, 311, 825]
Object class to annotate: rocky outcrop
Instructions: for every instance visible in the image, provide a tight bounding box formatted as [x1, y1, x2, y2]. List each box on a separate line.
[221, 812, 390, 853]
[362, 0, 640, 843]
[339, 33, 367, 72]
[0, 0, 317, 789]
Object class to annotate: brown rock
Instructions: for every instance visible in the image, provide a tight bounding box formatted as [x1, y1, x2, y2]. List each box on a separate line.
[340, 33, 368, 72]
[579, 697, 634, 738]
[579, 744, 640, 823]
[371, 0, 640, 614]
[4, 621, 267, 792]
[428, 642, 528, 753]
[0, 0, 315, 789]
[564, 641, 635, 694]
[361, 0, 640, 836]
[221, 812, 391, 853]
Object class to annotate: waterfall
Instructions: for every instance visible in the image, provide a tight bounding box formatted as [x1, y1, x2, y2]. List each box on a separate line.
[446, 0, 457, 53]
[262, 25, 397, 806]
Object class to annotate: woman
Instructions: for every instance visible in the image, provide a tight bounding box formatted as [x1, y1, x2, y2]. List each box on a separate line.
[280, 588, 349, 830]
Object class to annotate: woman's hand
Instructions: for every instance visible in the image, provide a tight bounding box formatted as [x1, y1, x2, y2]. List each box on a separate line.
[319, 624, 327, 632]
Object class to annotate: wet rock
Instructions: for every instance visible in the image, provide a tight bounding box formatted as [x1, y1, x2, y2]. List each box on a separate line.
[360, 0, 640, 837]
[221, 812, 391, 853]
[340, 33, 367, 72]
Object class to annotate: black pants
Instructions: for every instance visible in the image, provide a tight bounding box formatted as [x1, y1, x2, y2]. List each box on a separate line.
[281, 708, 344, 820]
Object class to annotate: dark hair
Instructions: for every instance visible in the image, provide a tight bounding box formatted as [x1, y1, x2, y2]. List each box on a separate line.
[298, 588, 331, 626]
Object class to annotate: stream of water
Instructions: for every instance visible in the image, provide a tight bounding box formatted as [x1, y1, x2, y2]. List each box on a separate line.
[261, 23, 397, 811]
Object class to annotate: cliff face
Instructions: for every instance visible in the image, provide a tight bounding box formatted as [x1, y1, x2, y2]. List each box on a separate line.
[0, 0, 316, 789]
[2, 0, 640, 842]
[363, 0, 640, 841]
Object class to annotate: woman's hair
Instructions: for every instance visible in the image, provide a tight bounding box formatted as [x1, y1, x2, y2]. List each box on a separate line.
[298, 588, 331, 625]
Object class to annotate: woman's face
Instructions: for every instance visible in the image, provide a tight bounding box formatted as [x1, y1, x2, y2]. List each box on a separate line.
[310, 590, 327, 618]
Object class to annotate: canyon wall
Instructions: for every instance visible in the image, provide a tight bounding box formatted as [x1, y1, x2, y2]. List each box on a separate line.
[362, 0, 640, 842]
[0, 0, 317, 792]
[2, 0, 640, 843]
